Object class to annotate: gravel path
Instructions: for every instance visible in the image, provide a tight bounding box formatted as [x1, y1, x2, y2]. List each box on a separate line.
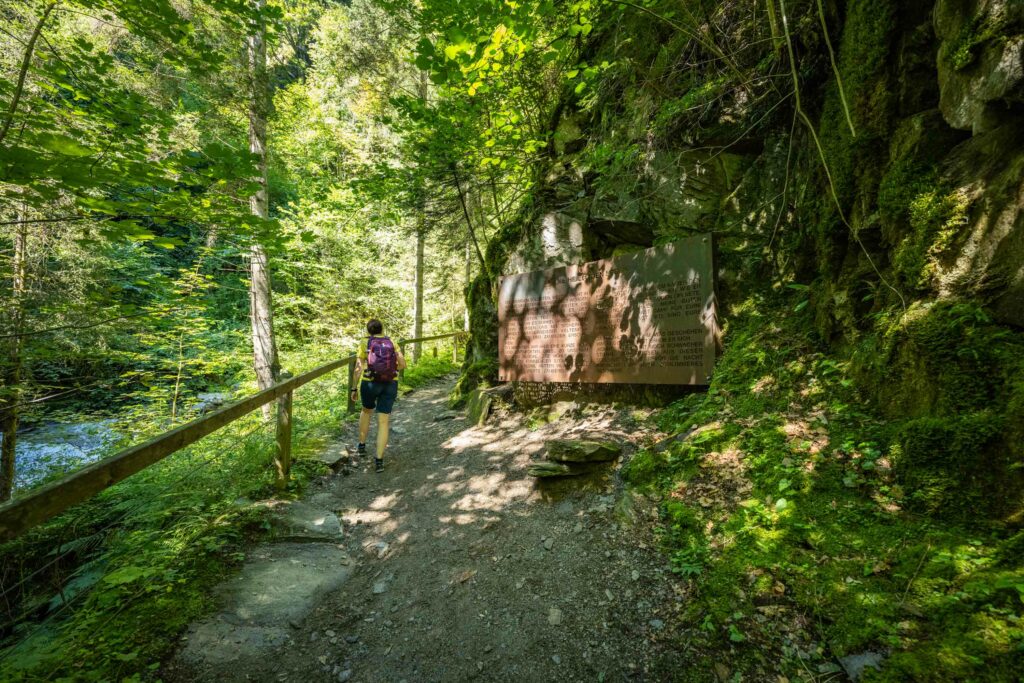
[168, 376, 691, 682]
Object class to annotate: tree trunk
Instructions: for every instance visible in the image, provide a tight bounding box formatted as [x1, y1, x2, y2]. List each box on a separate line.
[464, 239, 471, 332]
[412, 222, 424, 362]
[0, 215, 28, 501]
[0, 2, 56, 148]
[247, 0, 280, 417]
[411, 67, 429, 363]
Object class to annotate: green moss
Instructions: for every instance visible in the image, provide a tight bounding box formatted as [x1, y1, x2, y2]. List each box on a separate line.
[890, 412, 1004, 517]
[623, 448, 671, 489]
[878, 158, 970, 289]
[849, 301, 1024, 519]
[946, 13, 1007, 71]
[631, 296, 1024, 679]
[812, 0, 897, 273]
[449, 357, 498, 407]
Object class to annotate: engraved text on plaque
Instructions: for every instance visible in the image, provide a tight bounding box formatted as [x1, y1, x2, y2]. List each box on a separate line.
[497, 234, 717, 384]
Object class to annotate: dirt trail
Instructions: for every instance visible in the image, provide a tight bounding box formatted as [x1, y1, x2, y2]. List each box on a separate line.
[168, 377, 690, 682]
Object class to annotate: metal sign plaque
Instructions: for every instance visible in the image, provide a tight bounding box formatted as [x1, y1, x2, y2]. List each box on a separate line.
[498, 234, 717, 385]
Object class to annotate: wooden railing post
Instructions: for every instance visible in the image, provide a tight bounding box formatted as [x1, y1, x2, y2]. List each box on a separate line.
[399, 341, 407, 381]
[274, 370, 293, 491]
[346, 357, 357, 413]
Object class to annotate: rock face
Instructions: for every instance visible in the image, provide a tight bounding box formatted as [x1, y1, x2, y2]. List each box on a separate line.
[461, 0, 1024, 515]
[935, 0, 1024, 133]
[936, 122, 1024, 327]
[547, 440, 621, 463]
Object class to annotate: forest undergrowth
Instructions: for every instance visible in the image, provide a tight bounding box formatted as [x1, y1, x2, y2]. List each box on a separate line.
[627, 293, 1024, 681]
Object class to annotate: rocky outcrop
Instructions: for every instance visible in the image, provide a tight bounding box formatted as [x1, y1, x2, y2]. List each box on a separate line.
[464, 0, 1024, 515]
[936, 122, 1024, 326]
[935, 0, 1024, 133]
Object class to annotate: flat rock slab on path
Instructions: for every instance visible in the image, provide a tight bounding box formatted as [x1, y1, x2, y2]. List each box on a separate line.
[177, 543, 353, 667]
[166, 378, 687, 682]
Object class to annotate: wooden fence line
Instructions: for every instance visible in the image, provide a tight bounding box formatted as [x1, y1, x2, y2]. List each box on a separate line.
[0, 330, 467, 542]
[398, 331, 466, 380]
[0, 356, 353, 541]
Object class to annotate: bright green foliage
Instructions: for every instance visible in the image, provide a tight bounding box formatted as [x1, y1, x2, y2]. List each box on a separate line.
[401, 352, 458, 390]
[2, 0, 1023, 680]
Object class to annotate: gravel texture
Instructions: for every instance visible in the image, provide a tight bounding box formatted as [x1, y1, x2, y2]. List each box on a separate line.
[166, 377, 689, 682]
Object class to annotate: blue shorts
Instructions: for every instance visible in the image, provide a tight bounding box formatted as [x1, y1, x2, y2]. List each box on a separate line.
[360, 380, 398, 414]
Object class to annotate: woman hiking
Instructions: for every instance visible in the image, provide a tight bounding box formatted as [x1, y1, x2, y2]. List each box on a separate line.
[350, 319, 407, 472]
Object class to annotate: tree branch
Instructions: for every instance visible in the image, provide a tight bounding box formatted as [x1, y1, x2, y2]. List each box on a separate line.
[0, 1, 58, 149]
[451, 166, 488, 276]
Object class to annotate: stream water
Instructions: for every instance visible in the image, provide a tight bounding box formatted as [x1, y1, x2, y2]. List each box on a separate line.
[7, 421, 120, 490]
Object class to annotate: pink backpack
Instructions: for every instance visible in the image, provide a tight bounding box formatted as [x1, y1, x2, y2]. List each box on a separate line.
[366, 336, 398, 382]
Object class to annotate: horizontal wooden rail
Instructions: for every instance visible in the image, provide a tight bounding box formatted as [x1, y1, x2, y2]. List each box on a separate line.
[397, 331, 467, 379]
[0, 355, 356, 542]
[398, 331, 466, 345]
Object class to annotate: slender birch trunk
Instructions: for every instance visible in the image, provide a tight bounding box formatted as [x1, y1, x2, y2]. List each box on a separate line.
[247, 0, 280, 417]
[411, 68, 429, 362]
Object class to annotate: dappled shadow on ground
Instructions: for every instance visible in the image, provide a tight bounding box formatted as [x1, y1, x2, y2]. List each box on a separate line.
[165, 377, 693, 683]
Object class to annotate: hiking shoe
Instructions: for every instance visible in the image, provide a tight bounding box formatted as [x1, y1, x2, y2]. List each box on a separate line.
[356, 443, 367, 456]
[374, 458, 384, 473]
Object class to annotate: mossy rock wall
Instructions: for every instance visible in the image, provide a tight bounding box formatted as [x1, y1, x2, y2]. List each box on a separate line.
[459, 0, 1024, 520]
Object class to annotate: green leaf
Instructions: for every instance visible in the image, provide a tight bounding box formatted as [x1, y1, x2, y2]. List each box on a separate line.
[416, 37, 435, 55]
[36, 132, 92, 157]
[103, 566, 154, 586]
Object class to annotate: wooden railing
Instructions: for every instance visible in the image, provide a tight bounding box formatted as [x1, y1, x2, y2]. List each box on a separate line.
[398, 331, 467, 380]
[0, 331, 468, 542]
